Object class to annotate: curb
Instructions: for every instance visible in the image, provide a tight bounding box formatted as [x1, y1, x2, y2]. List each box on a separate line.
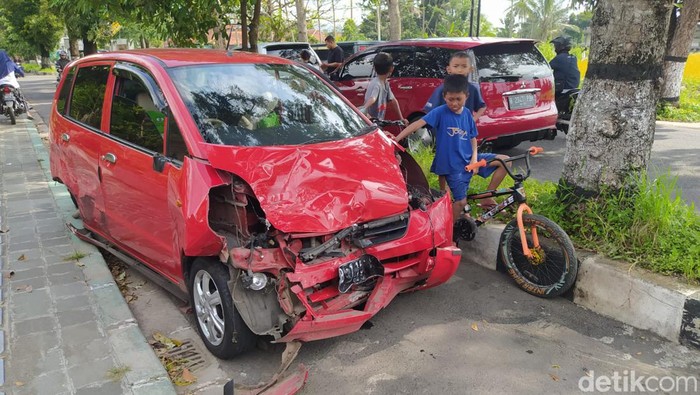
[462, 222, 700, 349]
[26, 123, 176, 394]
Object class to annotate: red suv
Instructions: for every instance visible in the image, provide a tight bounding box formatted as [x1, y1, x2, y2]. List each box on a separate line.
[334, 38, 558, 149]
[49, 49, 461, 359]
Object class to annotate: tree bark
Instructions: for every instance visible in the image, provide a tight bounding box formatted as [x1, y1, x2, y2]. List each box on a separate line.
[295, 0, 307, 41]
[388, 0, 401, 40]
[249, 0, 262, 52]
[241, 0, 249, 50]
[69, 37, 80, 58]
[660, 0, 700, 105]
[560, 0, 674, 196]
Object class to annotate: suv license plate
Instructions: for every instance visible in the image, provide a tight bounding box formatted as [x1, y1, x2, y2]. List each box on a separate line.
[338, 255, 384, 293]
[507, 93, 536, 110]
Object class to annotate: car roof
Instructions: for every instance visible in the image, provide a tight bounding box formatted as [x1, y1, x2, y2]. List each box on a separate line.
[368, 37, 537, 50]
[260, 42, 312, 48]
[74, 48, 294, 68]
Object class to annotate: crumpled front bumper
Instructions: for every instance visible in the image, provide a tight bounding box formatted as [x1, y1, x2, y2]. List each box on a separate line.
[278, 195, 461, 342]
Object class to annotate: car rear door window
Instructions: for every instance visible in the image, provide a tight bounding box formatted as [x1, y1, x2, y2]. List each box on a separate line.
[109, 73, 164, 153]
[473, 43, 551, 82]
[68, 65, 110, 130]
[412, 47, 453, 79]
[340, 53, 376, 79]
[56, 67, 76, 115]
[382, 48, 414, 78]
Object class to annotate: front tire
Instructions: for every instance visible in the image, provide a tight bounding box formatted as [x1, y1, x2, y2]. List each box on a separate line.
[189, 258, 256, 359]
[8, 107, 16, 125]
[498, 214, 578, 298]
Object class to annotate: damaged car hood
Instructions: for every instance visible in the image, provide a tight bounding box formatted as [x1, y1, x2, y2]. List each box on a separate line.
[201, 131, 408, 233]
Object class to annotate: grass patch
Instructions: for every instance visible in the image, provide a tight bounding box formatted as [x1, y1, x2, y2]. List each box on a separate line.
[22, 64, 54, 73]
[105, 365, 131, 382]
[410, 146, 700, 282]
[657, 78, 700, 122]
[63, 251, 87, 261]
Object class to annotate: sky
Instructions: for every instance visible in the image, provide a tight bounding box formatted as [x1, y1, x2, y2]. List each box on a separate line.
[333, 0, 513, 30]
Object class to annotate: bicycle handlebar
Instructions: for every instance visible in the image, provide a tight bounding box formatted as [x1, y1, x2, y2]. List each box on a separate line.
[464, 146, 544, 181]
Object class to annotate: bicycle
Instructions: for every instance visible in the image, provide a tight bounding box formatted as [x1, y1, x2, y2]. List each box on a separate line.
[456, 146, 579, 298]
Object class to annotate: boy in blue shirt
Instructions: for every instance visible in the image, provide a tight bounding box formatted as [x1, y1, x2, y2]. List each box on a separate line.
[423, 51, 509, 210]
[394, 74, 507, 221]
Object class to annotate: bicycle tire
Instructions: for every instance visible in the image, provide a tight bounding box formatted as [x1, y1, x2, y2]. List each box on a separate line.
[498, 214, 578, 298]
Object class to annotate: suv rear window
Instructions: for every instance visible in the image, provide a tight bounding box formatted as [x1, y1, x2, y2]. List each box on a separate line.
[472, 43, 550, 82]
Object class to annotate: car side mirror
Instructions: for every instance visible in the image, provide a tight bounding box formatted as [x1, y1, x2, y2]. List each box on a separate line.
[152, 153, 167, 173]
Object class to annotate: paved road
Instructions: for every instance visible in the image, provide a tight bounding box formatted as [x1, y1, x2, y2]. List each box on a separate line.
[500, 124, 700, 209]
[17, 74, 700, 393]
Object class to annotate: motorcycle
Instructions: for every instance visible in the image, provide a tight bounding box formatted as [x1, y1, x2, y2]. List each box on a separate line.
[555, 88, 579, 134]
[1, 84, 27, 125]
[56, 66, 63, 86]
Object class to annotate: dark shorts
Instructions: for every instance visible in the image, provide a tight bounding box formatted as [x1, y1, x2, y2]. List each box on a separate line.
[444, 153, 498, 201]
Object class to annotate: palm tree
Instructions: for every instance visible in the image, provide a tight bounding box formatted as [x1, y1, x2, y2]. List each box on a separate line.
[507, 0, 575, 41]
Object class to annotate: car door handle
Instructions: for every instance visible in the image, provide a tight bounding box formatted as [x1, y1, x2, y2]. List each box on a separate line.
[101, 153, 117, 164]
[398, 86, 413, 90]
[356, 88, 366, 93]
[61, 133, 70, 142]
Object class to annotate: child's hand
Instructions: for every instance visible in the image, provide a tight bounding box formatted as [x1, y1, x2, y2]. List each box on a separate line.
[468, 158, 479, 174]
[401, 118, 409, 126]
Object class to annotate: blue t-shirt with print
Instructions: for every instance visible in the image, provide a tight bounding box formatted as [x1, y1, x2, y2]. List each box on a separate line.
[422, 105, 478, 175]
[422, 82, 485, 113]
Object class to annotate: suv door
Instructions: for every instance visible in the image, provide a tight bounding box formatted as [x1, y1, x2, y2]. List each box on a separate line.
[381, 46, 416, 120]
[334, 51, 377, 107]
[100, 63, 183, 281]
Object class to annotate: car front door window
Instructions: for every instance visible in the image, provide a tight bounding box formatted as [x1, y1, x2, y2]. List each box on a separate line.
[109, 76, 164, 152]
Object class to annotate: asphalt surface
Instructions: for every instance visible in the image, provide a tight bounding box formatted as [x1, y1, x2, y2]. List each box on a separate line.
[18, 74, 700, 394]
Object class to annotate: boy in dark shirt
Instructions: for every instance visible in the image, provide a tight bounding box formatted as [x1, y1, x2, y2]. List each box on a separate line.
[320, 35, 344, 75]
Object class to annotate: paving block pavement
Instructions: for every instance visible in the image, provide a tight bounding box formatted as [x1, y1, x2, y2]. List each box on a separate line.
[0, 119, 175, 394]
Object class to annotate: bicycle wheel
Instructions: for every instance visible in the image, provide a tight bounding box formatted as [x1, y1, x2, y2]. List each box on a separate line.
[498, 214, 578, 298]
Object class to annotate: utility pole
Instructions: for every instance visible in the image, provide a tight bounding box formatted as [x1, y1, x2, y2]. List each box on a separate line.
[350, 0, 353, 20]
[332, 1, 336, 37]
[317, 0, 321, 40]
[376, 0, 381, 40]
[476, 0, 481, 36]
[469, 0, 475, 37]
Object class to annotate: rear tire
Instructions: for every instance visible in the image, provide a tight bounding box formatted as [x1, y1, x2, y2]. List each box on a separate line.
[498, 214, 578, 298]
[8, 107, 16, 125]
[189, 258, 256, 359]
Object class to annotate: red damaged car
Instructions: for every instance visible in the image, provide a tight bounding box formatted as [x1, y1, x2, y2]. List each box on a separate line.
[49, 49, 461, 359]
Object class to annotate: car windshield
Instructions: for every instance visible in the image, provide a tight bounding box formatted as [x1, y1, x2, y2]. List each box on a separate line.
[168, 63, 368, 146]
[473, 43, 551, 81]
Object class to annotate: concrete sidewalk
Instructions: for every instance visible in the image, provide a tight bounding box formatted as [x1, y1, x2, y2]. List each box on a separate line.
[0, 119, 175, 394]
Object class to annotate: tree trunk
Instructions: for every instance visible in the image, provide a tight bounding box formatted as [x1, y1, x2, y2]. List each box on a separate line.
[241, 0, 249, 50]
[560, 0, 674, 196]
[40, 50, 51, 69]
[69, 37, 80, 58]
[296, 0, 307, 41]
[660, 0, 700, 105]
[82, 37, 98, 56]
[388, 0, 401, 40]
[249, 0, 262, 52]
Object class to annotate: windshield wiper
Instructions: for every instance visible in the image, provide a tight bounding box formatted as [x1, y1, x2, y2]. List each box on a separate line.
[358, 124, 379, 135]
